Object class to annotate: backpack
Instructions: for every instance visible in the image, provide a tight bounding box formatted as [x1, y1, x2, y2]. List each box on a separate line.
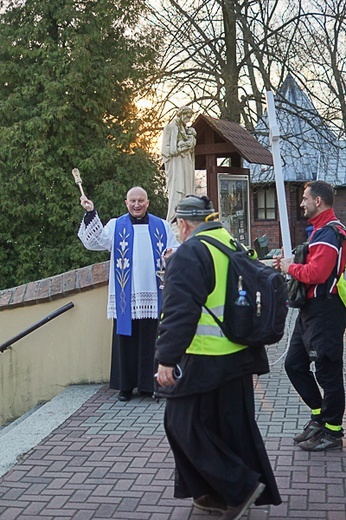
[287, 242, 309, 308]
[196, 235, 288, 347]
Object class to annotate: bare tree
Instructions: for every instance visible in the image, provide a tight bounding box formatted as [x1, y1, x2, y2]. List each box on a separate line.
[287, 0, 346, 138]
[148, 0, 346, 140]
[148, 1, 300, 125]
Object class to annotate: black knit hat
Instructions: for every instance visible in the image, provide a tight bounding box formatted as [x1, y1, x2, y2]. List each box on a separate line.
[172, 195, 215, 222]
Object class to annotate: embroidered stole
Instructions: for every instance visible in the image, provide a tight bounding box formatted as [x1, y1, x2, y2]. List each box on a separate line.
[114, 213, 167, 335]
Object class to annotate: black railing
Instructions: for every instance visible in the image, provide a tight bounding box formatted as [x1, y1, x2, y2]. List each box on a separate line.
[0, 302, 74, 353]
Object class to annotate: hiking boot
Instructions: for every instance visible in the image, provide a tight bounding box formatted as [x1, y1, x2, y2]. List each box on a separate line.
[219, 482, 266, 520]
[298, 431, 343, 452]
[293, 419, 323, 444]
[193, 494, 227, 513]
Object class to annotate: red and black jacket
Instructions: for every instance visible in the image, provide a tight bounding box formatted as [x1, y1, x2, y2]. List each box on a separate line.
[289, 209, 346, 300]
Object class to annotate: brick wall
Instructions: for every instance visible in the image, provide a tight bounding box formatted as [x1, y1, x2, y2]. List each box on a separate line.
[334, 187, 346, 223]
[0, 261, 110, 310]
[250, 184, 305, 250]
[250, 184, 346, 251]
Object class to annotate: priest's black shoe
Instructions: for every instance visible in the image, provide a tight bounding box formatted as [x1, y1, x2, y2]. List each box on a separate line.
[118, 391, 132, 402]
[138, 391, 154, 398]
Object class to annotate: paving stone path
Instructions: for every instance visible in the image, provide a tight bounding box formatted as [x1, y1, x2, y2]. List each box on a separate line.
[0, 309, 345, 519]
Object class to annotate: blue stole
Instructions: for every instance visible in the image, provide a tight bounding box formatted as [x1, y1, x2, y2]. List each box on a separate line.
[114, 213, 167, 336]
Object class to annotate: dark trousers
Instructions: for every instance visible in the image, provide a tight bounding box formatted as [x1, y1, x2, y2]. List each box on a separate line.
[110, 318, 158, 393]
[285, 296, 345, 428]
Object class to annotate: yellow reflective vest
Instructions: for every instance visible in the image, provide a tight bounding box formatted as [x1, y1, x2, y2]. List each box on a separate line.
[186, 227, 248, 356]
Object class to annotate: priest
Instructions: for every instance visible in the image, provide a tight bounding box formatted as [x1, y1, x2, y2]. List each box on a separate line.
[78, 187, 179, 401]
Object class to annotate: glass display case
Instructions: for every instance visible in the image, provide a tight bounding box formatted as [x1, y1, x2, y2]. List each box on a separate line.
[218, 174, 251, 246]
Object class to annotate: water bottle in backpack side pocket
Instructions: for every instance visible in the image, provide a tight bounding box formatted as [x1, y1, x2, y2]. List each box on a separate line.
[235, 290, 250, 307]
[232, 289, 252, 341]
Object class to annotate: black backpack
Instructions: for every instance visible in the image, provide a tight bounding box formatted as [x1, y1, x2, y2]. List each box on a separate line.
[287, 242, 309, 308]
[196, 235, 288, 347]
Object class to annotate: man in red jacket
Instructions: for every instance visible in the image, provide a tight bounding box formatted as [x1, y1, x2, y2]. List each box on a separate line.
[280, 180, 346, 451]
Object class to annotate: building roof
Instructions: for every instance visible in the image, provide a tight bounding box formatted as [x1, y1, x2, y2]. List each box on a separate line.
[193, 114, 273, 166]
[248, 74, 346, 185]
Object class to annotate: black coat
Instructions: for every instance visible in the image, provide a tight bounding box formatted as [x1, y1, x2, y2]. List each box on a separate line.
[154, 222, 270, 398]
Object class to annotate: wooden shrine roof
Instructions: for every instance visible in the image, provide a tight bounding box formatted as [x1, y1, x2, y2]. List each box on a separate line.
[192, 114, 273, 167]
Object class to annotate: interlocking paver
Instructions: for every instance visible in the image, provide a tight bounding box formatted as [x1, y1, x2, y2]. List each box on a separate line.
[0, 309, 345, 518]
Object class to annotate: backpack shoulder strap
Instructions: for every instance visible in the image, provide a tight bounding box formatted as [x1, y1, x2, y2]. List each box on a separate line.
[324, 221, 346, 246]
[323, 222, 346, 292]
[195, 234, 247, 257]
[194, 234, 239, 334]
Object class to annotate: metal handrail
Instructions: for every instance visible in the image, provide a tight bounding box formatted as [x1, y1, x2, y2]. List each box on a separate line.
[0, 302, 74, 353]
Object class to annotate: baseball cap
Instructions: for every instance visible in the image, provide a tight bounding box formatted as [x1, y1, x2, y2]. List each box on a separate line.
[172, 195, 216, 222]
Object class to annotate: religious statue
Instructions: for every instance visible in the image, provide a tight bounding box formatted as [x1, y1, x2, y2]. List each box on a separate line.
[161, 106, 197, 223]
